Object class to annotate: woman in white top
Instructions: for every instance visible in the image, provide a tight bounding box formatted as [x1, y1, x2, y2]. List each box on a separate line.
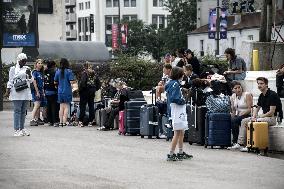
[229, 81, 253, 149]
[5, 53, 32, 136]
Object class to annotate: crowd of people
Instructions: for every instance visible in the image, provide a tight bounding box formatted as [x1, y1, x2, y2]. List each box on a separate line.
[4, 48, 283, 161]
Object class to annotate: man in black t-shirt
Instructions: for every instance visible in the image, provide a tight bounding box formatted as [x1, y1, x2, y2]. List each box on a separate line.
[236, 77, 280, 152]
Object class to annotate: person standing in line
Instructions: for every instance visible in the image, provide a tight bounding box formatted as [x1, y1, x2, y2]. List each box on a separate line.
[30, 59, 45, 126]
[44, 60, 59, 127]
[165, 67, 193, 161]
[54, 58, 76, 127]
[5, 53, 32, 136]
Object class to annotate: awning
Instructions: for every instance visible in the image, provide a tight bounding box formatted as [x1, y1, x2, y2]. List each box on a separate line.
[22, 40, 110, 62]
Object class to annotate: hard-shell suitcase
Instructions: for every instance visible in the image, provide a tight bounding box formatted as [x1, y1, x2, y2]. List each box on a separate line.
[113, 114, 119, 129]
[205, 113, 231, 149]
[247, 121, 269, 153]
[124, 100, 147, 135]
[140, 105, 159, 139]
[188, 105, 207, 145]
[99, 108, 107, 127]
[269, 126, 284, 152]
[118, 110, 125, 135]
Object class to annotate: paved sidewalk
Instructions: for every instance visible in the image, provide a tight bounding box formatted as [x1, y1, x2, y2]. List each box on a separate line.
[0, 111, 284, 189]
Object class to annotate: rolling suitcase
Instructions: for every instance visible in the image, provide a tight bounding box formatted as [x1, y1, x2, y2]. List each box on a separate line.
[269, 126, 284, 152]
[140, 104, 159, 139]
[124, 100, 147, 135]
[118, 110, 125, 135]
[247, 121, 269, 153]
[205, 113, 231, 149]
[99, 108, 107, 127]
[188, 105, 207, 145]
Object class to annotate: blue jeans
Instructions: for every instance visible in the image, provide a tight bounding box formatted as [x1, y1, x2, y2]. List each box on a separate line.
[13, 100, 29, 130]
[231, 114, 249, 144]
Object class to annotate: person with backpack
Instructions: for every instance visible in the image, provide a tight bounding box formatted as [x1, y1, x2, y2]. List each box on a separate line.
[236, 77, 282, 152]
[223, 48, 246, 81]
[54, 58, 76, 127]
[44, 60, 59, 127]
[78, 62, 101, 127]
[165, 66, 193, 161]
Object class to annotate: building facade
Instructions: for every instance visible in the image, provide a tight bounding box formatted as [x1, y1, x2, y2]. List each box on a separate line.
[73, 0, 170, 48]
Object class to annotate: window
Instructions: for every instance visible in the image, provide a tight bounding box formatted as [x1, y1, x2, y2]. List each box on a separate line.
[124, 0, 136, 7]
[79, 3, 84, 10]
[200, 40, 204, 56]
[106, 0, 112, 7]
[153, 0, 163, 7]
[105, 16, 119, 46]
[123, 15, 137, 21]
[231, 37, 236, 49]
[85, 1, 90, 9]
[152, 15, 165, 29]
[106, 0, 119, 7]
[248, 35, 253, 40]
[38, 0, 53, 14]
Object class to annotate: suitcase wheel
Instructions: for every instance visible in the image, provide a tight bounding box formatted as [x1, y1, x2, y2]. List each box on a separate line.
[220, 146, 225, 149]
[166, 137, 169, 141]
[211, 146, 213, 149]
[189, 142, 193, 145]
[204, 145, 207, 148]
[141, 135, 144, 138]
[148, 136, 152, 139]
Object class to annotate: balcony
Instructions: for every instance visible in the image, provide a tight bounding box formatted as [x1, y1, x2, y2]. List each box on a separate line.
[65, 0, 76, 7]
[66, 13, 76, 23]
[66, 29, 77, 39]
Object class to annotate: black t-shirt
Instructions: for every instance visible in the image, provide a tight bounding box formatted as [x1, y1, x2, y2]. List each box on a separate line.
[257, 89, 278, 115]
[187, 57, 200, 76]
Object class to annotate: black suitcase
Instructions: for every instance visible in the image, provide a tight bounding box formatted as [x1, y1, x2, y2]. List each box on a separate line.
[188, 105, 207, 145]
[124, 100, 147, 135]
[140, 104, 159, 139]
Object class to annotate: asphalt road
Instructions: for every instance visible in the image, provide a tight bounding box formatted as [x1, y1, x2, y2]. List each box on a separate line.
[0, 111, 284, 189]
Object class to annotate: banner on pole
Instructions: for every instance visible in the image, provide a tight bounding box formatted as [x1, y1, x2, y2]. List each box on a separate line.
[208, 8, 217, 39]
[121, 24, 128, 47]
[112, 24, 118, 49]
[2, 0, 38, 47]
[220, 8, 228, 39]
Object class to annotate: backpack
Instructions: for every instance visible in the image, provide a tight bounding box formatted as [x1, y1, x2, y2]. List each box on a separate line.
[44, 69, 56, 91]
[206, 94, 230, 113]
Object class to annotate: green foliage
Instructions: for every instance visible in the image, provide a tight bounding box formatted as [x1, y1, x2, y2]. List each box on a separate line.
[2, 63, 14, 96]
[109, 54, 163, 90]
[162, 0, 197, 51]
[200, 54, 228, 75]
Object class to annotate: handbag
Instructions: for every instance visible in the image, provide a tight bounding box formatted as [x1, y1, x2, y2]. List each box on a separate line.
[14, 78, 29, 92]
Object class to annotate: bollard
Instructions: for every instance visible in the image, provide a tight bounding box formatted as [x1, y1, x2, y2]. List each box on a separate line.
[252, 50, 259, 71]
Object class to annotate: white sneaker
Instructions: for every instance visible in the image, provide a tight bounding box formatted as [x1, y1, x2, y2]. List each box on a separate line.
[21, 129, 30, 136]
[227, 143, 241, 150]
[14, 130, 24, 137]
[240, 147, 248, 152]
[159, 134, 167, 139]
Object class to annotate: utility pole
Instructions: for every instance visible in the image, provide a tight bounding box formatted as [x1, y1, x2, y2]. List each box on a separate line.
[215, 0, 220, 56]
[0, 1, 3, 111]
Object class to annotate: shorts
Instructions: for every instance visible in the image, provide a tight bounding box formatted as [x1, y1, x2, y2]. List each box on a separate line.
[58, 94, 72, 103]
[32, 91, 46, 107]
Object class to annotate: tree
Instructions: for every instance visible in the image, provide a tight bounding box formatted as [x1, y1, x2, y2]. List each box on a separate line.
[162, 0, 197, 51]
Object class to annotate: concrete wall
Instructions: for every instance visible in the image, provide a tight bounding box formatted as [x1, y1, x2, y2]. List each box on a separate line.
[38, 0, 64, 41]
[241, 41, 284, 70]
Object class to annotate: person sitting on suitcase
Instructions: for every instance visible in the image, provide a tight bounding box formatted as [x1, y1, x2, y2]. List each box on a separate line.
[165, 66, 193, 161]
[227, 81, 253, 150]
[237, 77, 281, 152]
[99, 80, 129, 131]
[156, 64, 172, 102]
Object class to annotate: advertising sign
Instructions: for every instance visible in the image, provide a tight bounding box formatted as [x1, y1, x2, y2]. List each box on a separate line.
[112, 24, 118, 49]
[208, 8, 217, 39]
[90, 14, 94, 33]
[1, 0, 38, 47]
